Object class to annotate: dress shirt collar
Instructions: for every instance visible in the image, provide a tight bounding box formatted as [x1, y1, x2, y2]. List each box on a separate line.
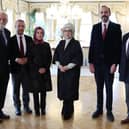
[102, 20, 110, 29]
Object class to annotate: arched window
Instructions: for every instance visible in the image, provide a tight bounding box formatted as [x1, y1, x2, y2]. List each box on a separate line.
[80, 12, 92, 47]
[6, 9, 13, 33]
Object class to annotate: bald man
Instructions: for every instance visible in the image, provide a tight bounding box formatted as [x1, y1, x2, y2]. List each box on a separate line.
[0, 11, 10, 121]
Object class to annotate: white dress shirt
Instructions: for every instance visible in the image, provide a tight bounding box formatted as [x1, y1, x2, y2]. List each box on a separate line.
[101, 21, 110, 34]
[126, 37, 129, 55]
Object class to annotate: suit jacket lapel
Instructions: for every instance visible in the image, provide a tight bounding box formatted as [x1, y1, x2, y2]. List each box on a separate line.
[124, 34, 129, 57]
[61, 40, 66, 51]
[64, 38, 74, 52]
[98, 23, 103, 41]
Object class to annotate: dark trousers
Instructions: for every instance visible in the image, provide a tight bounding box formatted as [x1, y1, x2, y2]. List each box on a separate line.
[0, 73, 9, 112]
[62, 100, 74, 115]
[11, 68, 30, 110]
[94, 64, 114, 112]
[33, 92, 46, 113]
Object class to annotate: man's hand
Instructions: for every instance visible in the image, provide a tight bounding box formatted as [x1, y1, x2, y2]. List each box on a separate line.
[89, 63, 95, 73]
[110, 64, 116, 74]
[16, 58, 28, 65]
[38, 68, 46, 74]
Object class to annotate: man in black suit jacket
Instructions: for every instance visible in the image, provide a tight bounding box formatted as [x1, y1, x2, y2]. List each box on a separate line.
[88, 5, 122, 122]
[0, 11, 10, 121]
[119, 33, 129, 124]
[0, 12, 10, 120]
[9, 19, 33, 116]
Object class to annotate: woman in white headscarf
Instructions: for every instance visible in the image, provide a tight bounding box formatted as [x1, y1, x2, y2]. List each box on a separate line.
[53, 23, 83, 120]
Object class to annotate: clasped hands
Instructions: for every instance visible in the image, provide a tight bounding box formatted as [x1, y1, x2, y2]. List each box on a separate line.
[16, 57, 28, 65]
[59, 65, 69, 72]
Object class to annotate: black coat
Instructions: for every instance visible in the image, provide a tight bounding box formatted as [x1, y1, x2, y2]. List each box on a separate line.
[29, 42, 52, 93]
[0, 28, 10, 75]
[53, 38, 83, 100]
[8, 35, 33, 73]
[88, 21, 122, 65]
[119, 33, 129, 83]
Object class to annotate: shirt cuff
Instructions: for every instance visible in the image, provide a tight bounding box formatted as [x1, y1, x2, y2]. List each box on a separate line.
[15, 58, 18, 62]
[55, 61, 60, 67]
[66, 63, 76, 69]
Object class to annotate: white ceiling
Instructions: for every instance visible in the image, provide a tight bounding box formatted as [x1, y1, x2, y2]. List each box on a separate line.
[23, 0, 127, 3]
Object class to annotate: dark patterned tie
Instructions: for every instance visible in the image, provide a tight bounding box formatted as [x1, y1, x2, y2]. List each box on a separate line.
[102, 24, 107, 40]
[19, 36, 24, 57]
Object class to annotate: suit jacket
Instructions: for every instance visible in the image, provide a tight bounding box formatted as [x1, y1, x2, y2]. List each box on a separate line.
[9, 35, 33, 73]
[88, 21, 122, 65]
[119, 33, 129, 83]
[0, 28, 10, 74]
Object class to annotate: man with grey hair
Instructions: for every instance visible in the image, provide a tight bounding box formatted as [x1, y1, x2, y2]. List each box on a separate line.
[0, 11, 11, 121]
[53, 23, 83, 120]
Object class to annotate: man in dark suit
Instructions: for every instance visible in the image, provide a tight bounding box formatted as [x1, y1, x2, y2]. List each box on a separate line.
[9, 19, 32, 116]
[0, 11, 10, 121]
[119, 33, 129, 124]
[88, 5, 122, 122]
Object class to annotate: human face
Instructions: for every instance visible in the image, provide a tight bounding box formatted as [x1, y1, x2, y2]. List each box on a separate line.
[100, 6, 111, 23]
[63, 28, 72, 39]
[35, 29, 43, 41]
[0, 13, 7, 29]
[15, 21, 25, 35]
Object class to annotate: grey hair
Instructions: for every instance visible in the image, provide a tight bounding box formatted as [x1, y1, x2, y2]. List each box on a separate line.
[62, 23, 75, 35]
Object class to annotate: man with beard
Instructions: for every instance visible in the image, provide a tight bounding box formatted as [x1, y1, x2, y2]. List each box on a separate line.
[9, 19, 32, 116]
[88, 5, 122, 122]
[0, 11, 10, 122]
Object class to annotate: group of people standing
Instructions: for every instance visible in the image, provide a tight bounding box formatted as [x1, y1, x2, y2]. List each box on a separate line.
[0, 4, 129, 125]
[0, 10, 83, 123]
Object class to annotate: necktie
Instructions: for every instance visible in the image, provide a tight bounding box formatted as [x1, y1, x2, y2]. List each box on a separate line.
[102, 24, 107, 40]
[19, 36, 24, 57]
[0, 30, 7, 45]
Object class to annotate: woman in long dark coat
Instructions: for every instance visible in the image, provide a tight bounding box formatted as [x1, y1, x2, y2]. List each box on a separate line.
[29, 27, 52, 116]
[53, 23, 83, 120]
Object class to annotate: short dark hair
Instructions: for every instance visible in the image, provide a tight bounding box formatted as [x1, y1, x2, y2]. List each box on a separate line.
[101, 5, 111, 14]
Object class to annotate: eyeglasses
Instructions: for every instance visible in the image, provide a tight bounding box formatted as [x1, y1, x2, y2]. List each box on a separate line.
[63, 29, 72, 32]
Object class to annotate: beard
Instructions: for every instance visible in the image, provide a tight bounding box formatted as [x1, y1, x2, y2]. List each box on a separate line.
[101, 16, 109, 22]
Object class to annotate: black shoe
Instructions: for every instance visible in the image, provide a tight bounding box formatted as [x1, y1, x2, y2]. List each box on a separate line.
[121, 117, 129, 124]
[92, 110, 103, 118]
[0, 119, 2, 123]
[15, 108, 21, 116]
[35, 110, 40, 116]
[107, 112, 114, 122]
[41, 110, 46, 115]
[63, 113, 73, 120]
[0, 112, 10, 119]
[24, 107, 32, 114]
